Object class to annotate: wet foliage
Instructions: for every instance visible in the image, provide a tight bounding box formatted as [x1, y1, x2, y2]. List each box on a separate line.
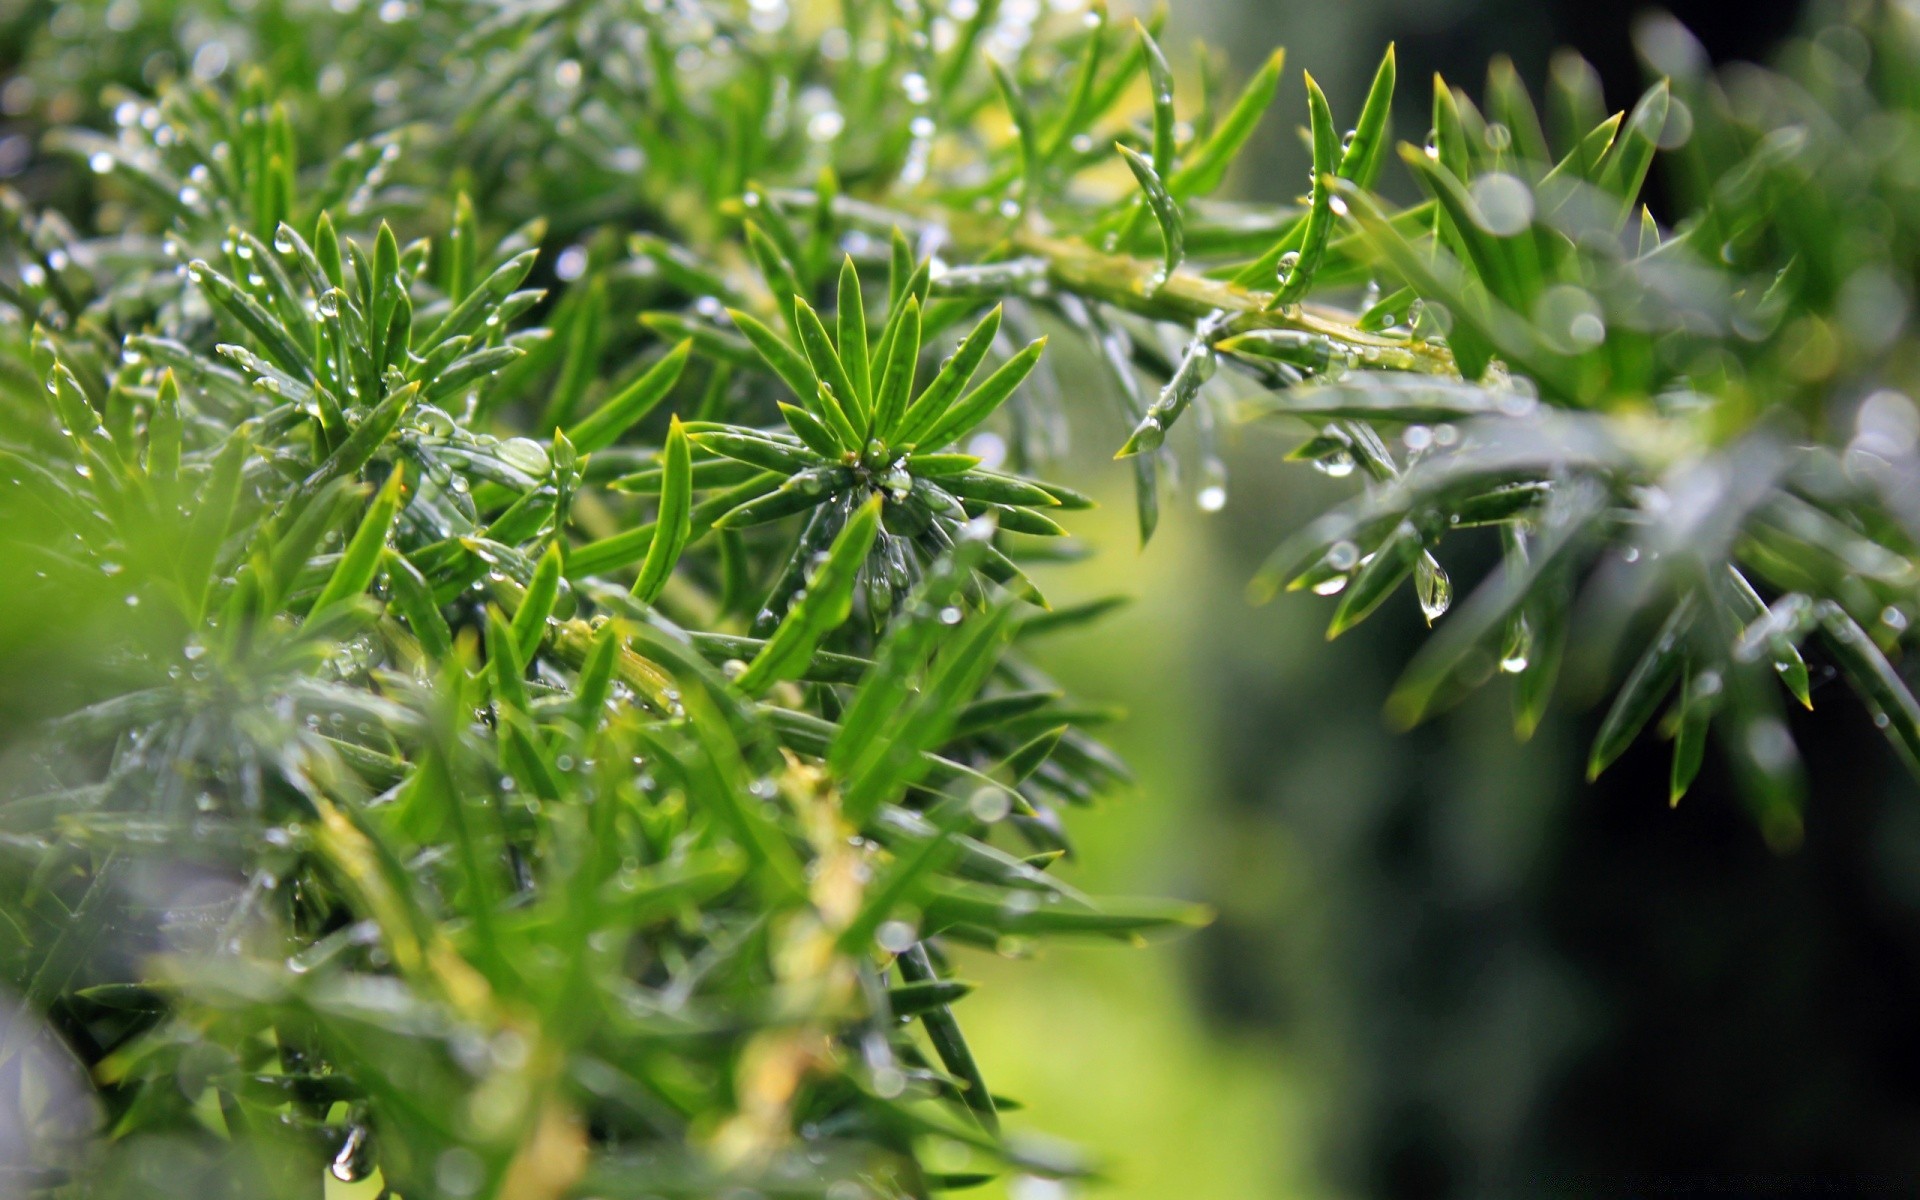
[4, 0, 1920, 1194]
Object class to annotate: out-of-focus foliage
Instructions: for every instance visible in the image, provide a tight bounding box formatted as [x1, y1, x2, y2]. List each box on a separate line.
[6, 0, 1920, 1195]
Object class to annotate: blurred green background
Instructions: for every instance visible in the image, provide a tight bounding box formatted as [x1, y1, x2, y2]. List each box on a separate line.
[948, 2, 1920, 1198]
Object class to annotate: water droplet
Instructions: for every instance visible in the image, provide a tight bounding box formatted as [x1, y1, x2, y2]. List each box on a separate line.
[1313, 448, 1355, 478]
[1416, 557, 1452, 623]
[328, 1121, 368, 1182]
[1275, 250, 1300, 287]
[496, 437, 551, 477]
[1500, 615, 1531, 674]
[88, 151, 114, 174]
[1197, 484, 1227, 513]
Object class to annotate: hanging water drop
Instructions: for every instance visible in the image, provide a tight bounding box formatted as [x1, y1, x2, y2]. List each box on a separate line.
[1312, 446, 1355, 478]
[1415, 555, 1452, 623]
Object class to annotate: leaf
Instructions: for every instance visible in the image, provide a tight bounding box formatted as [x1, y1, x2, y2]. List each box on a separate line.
[1117, 145, 1185, 282]
[1547, 50, 1607, 157]
[1588, 598, 1694, 781]
[737, 495, 882, 694]
[873, 296, 921, 443]
[836, 256, 871, 415]
[1121, 333, 1213, 459]
[1817, 602, 1920, 769]
[779, 403, 843, 459]
[673, 689, 809, 901]
[178, 431, 251, 622]
[744, 220, 805, 332]
[688, 429, 820, 474]
[1431, 75, 1472, 180]
[1171, 47, 1285, 197]
[711, 466, 848, 530]
[1327, 521, 1421, 638]
[1269, 72, 1339, 308]
[841, 603, 1020, 824]
[911, 337, 1046, 451]
[421, 249, 538, 350]
[1004, 725, 1067, 784]
[568, 471, 780, 576]
[384, 550, 451, 659]
[633, 417, 693, 603]
[941, 470, 1063, 510]
[793, 299, 866, 448]
[1137, 23, 1177, 178]
[486, 603, 532, 717]
[897, 943, 998, 1131]
[305, 382, 419, 492]
[830, 527, 993, 781]
[312, 464, 408, 616]
[146, 370, 183, 484]
[724, 307, 818, 411]
[422, 345, 525, 405]
[1338, 43, 1398, 189]
[1400, 148, 1529, 309]
[921, 879, 1211, 940]
[512, 542, 564, 663]
[1727, 566, 1813, 708]
[893, 306, 1004, 449]
[838, 796, 970, 956]
[1597, 81, 1669, 215]
[887, 978, 975, 1020]
[1670, 663, 1717, 806]
[445, 192, 478, 302]
[566, 339, 692, 453]
[1485, 55, 1549, 168]
[189, 260, 314, 382]
[991, 59, 1040, 212]
[1387, 484, 1605, 727]
[1043, 1, 1109, 169]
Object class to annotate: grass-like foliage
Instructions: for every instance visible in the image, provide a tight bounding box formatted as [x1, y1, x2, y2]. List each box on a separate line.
[3, 0, 1920, 1194]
